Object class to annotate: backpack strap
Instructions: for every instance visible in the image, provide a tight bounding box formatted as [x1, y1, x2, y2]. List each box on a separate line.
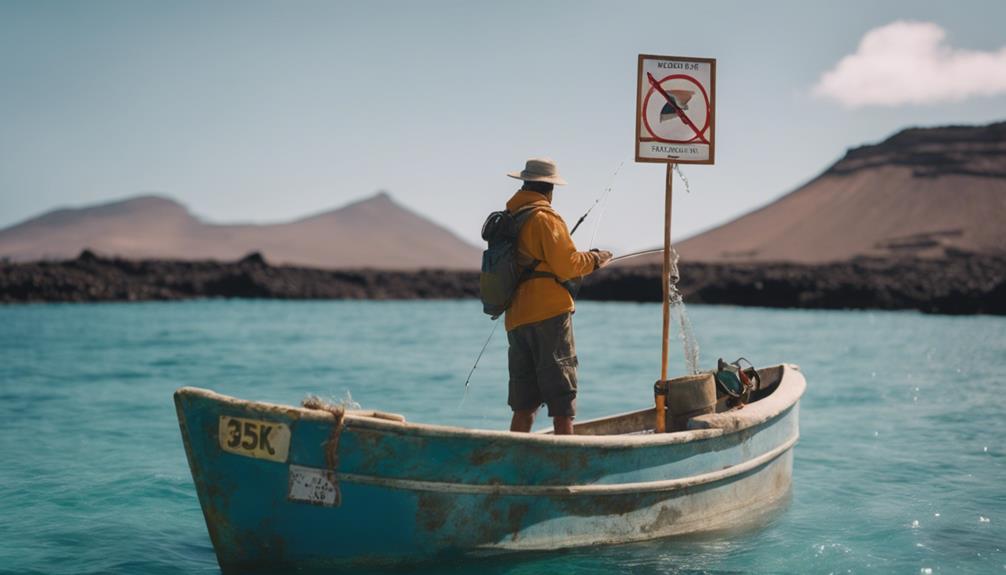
[511, 204, 550, 274]
[510, 203, 553, 224]
[510, 204, 567, 288]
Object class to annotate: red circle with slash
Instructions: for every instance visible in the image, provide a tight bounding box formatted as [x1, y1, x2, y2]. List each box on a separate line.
[642, 74, 711, 144]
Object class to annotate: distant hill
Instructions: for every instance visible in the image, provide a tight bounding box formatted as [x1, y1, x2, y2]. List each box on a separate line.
[0, 192, 480, 270]
[650, 121, 1006, 264]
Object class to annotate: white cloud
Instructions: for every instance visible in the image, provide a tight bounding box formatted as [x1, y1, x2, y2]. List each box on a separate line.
[813, 21, 1006, 108]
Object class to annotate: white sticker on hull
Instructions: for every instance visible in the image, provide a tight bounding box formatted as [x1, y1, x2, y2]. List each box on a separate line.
[288, 465, 340, 507]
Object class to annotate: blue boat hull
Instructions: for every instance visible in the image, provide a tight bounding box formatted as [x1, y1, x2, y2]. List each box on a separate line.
[174, 365, 805, 571]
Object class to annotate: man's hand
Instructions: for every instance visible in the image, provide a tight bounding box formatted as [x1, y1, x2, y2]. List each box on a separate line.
[590, 249, 614, 270]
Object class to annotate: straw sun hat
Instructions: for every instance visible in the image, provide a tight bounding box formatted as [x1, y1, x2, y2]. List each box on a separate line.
[507, 157, 567, 186]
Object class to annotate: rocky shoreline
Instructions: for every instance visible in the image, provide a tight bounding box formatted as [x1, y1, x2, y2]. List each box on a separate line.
[2, 250, 1004, 315]
[581, 254, 1006, 315]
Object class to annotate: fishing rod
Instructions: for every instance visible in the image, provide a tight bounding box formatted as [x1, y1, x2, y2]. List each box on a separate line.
[568, 204, 594, 236]
[569, 161, 623, 237]
[608, 247, 664, 264]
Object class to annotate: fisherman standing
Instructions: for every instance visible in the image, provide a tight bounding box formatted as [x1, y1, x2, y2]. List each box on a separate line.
[501, 158, 612, 435]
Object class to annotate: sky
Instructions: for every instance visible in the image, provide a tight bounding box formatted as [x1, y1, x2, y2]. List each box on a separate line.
[2, 0, 1005, 254]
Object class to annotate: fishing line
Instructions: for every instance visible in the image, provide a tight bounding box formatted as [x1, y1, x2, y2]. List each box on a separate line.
[588, 160, 625, 250]
[463, 317, 499, 391]
[569, 159, 623, 237]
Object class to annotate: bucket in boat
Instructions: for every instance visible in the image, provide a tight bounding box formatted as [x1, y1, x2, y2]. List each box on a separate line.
[655, 373, 716, 432]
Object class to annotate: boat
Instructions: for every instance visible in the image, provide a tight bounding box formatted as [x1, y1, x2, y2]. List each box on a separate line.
[175, 55, 801, 570]
[174, 363, 805, 572]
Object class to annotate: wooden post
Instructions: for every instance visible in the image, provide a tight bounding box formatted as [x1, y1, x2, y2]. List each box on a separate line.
[655, 162, 673, 433]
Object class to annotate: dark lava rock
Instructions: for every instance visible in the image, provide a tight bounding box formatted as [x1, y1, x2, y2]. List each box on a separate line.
[578, 253, 1006, 315]
[830, 121, 1006, 179]
[238, 251, 267, 266]
[77, 249, 100, 262]
[1, 252, 1003, 316]
[0, 253, 480, 304]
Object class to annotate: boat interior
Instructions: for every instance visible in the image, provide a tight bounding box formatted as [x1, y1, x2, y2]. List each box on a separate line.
[568, 365, 786, 436]
[332, 365, 788, 437]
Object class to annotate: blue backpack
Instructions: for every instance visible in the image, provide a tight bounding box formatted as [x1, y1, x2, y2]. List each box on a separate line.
[479, 205, 556, 319]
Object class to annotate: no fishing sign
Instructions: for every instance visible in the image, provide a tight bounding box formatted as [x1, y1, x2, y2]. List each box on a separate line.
[635, 54, 716, 164]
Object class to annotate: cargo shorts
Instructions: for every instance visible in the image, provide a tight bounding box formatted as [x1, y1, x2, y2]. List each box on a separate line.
[507, 312, 577, 418]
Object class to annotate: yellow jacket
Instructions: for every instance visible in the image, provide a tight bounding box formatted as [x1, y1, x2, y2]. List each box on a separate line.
[504, 190, 598, 331]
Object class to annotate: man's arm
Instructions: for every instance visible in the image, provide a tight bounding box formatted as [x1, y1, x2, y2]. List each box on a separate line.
[534, 212, 608, 280]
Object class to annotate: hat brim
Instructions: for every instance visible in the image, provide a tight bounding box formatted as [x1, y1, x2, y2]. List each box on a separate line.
[507, 172, 568, 186]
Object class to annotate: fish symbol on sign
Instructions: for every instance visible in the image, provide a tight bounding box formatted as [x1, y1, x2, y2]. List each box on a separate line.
[660, 90, 695, 123]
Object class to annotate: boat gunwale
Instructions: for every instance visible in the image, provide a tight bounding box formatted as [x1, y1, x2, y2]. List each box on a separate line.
[174, 364, 805, 449]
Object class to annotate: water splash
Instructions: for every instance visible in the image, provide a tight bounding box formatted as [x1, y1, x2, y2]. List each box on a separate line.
[304, 390, 361, 411]
[667, 248, 701, 374]
[673, 164, 692, 194]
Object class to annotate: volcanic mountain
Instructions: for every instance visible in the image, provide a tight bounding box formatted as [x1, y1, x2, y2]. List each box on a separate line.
[666, 121, 1006, 263]
[0, 192, 480, 269]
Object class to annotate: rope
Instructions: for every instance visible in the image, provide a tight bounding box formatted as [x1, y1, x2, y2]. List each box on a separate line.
[302, 396, 347, 506]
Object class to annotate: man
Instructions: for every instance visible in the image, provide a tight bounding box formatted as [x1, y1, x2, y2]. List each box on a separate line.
[503, 157, 613, 435]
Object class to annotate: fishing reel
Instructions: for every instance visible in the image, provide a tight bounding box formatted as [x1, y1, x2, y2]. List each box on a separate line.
[714, 357, 761, 405]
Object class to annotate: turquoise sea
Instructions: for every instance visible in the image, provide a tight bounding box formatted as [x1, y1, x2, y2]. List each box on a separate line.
[1, 300, 1003, 574]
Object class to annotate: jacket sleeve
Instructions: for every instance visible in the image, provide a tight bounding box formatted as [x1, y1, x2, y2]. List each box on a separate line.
[532, 211, 597, 280]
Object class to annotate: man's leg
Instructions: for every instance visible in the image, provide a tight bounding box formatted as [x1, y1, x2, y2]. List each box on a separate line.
[537, 313, 578, 435]
[552, 416, 574, 435]
[507, 325, 541, 432]
[510, 409, 537, 433]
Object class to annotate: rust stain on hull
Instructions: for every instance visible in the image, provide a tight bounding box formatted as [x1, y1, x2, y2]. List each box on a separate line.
[417, 493, 451, 532]
[639, 504, 684, 534]
[507, 503, 530, 542]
